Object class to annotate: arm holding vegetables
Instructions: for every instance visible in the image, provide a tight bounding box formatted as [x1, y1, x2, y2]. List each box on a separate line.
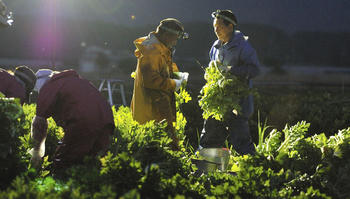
[173, 71, 189, 90]
[229, 44, 260, 79]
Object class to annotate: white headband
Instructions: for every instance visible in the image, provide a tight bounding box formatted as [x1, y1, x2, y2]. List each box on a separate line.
[211, 11, 237, 26]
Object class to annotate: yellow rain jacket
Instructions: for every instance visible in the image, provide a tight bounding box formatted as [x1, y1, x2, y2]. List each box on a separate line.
[131, 32, 179, 128]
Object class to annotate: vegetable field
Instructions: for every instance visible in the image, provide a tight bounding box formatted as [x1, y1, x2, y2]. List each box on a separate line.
[1, 92, 350, 199]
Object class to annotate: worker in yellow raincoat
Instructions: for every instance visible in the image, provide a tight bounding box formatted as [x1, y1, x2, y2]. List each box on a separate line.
[131, 18, 189, 150]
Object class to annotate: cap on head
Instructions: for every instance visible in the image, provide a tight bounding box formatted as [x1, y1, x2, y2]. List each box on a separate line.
[211, 9, 238, 26]
[34, 69, 53, 92]
[158, 18, 189, 40]
[14, 66, 36, 91]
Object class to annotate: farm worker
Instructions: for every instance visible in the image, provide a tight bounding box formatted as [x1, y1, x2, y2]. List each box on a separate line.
[199, 10, 260, 155]
[0, 66, 36, 104]
[30, 69, 115, 170]
[130, 18, 189, 150]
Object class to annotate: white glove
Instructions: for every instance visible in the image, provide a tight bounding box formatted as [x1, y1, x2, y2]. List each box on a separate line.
[28, 136, 46, 169]
[173, 72, 189, 81]
[28, 137, 46, 169]
[173, 79, 183, 91]
[28, 137, 46, 158]
[29, 149, 42, 169]
[179, 72, 189, 82]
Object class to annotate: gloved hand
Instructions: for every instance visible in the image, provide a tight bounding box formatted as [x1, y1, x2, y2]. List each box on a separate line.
[179, 72, 189, 81]
[29, 149, 42, 169]
[28, 137, 46, 169]
[173, 71, 189, 91]
[179, 72, 189, 88]
[173, 72, 189, 81]
[173, 79, 183, 91]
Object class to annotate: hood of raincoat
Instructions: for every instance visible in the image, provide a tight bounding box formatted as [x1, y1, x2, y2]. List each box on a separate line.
[134, 32, 172, 60]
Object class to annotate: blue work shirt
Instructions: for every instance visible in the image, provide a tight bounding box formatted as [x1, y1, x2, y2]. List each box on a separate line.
[209, 30, 260, 118]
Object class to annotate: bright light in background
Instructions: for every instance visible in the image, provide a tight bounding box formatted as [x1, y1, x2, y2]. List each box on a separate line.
[80, 42, 86, 47]
[23, 0, 142, 69]
[30, 0, 130, 63]
[31, 0, 62, 67]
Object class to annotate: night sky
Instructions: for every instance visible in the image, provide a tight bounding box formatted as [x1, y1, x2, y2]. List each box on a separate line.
[5, 0, 350, 33]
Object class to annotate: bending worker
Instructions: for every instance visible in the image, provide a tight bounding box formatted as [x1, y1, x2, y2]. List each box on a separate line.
[30, 69, 115, 170]
[200, 10, 260, 155]
[0, 66, 36, 104]
[130, 18, 189, 150]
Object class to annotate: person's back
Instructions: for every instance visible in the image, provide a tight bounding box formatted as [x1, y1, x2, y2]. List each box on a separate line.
[0, 66, 36, 104]
[34, 69, 114, 169]
[37, 70, 114, 131]
[0, 68, 26, 102]
[130, 18, 189, 151]
[131, 33, 178, 124]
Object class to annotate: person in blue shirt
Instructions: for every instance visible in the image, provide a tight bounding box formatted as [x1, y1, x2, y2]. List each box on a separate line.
[199, 9, 260, 155]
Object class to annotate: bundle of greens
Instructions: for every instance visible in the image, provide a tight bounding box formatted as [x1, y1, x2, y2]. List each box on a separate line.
[198, 60, 256, 121]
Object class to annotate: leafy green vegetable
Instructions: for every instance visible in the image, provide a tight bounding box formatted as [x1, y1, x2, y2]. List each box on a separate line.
[1, 89, 350, 198]
[198, 60, 256, 120]
[0, 97, 27, 188]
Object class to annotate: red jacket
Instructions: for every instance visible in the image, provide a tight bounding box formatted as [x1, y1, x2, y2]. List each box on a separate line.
[36, 70, 114, 133]
[0, 69, 26, 104]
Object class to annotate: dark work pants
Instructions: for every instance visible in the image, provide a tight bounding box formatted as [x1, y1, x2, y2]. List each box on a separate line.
[53, 124, 113, 170]
[199, 114, 255, 155]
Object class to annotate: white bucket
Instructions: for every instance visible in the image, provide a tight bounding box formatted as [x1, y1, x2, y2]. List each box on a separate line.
[198, 148, 231, 171]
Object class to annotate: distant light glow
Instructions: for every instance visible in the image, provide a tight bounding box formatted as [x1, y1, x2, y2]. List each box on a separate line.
[131, 15, 135, 20]
[81, 42, 86, 47]
[31, 0, 62, 60]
